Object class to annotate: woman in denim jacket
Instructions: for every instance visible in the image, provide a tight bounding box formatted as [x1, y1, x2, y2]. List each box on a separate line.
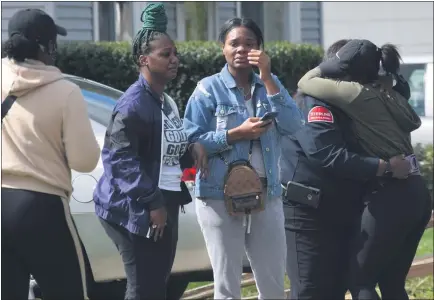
[183, 18, 304, 299]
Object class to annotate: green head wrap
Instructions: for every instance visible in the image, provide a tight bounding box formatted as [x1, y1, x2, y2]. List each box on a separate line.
[132, 3, 168, 63]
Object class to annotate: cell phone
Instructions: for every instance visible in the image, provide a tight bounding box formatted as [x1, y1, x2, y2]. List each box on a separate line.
[260, 111, 279, 122]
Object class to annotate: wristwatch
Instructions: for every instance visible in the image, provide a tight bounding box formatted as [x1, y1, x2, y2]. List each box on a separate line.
[383, 160, 393, 177]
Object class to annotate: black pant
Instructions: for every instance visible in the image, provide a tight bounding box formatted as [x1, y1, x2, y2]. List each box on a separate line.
[1, 188, 87, 300]
[99, 190, 181, 300]
[348, 175, 432, 300]
[284, 200, 359, 300]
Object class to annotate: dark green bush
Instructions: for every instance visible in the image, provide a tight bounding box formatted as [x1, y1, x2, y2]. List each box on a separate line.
[54, 41, 323, 115]
[414, 143, 434, 199]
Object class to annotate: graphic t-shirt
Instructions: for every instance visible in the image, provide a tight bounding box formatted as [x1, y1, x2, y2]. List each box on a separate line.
[158, 95, 188, 191]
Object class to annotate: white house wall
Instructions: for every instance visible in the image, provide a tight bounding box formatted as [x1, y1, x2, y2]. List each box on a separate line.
[217, 2, 237, 30]
[1, 1, 95, 42]
[322, 2, 433, 57]
[1, 2, 46, 41]
[56, 2, 94, 41]
[300, 1, 322, 45]
[165, 2, 177, 39]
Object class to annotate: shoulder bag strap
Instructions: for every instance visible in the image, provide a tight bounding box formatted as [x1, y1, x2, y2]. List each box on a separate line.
[1, 95, 18, 123]
[1, 77, 64, 124]
[219, 88, 256, 165]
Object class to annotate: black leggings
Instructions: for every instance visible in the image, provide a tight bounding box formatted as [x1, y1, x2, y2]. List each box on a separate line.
[1, 188, 88, 300]
[348, 175, 433, 300]
[99, 190, 181, 300]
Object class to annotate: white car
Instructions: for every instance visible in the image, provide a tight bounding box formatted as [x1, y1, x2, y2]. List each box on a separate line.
[401, 55, 433, 145]
[29, 75, 252, 299]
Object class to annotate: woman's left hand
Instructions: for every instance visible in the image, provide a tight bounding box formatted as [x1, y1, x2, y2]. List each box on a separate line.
[189, 143, 208, 179]
[248, 50, 272, 82]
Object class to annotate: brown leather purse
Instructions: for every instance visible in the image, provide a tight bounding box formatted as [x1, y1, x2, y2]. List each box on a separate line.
[219, 142, 265, 216]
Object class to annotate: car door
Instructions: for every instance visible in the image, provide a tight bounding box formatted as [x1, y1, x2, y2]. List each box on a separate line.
[65, 77, 127, 282]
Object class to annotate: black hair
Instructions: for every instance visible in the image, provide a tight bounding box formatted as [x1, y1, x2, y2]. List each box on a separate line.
[357, 43, 402, 83]
[380, 43, 402, 74]
[324, 39, 351, 61]
[3, 34, 41, 62]
[132, 3, 170, 66]
[218, 17, 264, 49]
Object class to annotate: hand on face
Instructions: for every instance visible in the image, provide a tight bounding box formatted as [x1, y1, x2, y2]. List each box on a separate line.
[247, 49, 272, 82]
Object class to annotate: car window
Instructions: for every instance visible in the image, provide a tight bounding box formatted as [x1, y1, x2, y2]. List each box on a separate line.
[65, 77, 121, 127]
[400, 63, 426, 116]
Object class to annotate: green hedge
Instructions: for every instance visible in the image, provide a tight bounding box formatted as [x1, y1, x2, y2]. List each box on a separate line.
[414, 143, 434, 200]
[54, 41, 323, 115]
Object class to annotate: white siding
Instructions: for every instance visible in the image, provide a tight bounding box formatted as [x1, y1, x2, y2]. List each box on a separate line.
[263, 2, 285, 42]
[1, 1, 95, 42]
[217, 2, 237, 30]
[322, 2, 433, 57]
[300, 1, 322, 45]
[1, 2, 46, 41]
[55, 2, 94, 41]
[165, 2, 177, 39]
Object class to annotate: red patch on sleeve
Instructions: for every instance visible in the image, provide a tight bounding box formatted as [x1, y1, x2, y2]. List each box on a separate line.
[307, 106, 334, 123]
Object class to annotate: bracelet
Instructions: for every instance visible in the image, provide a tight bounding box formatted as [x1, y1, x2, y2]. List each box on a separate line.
[383, 160, 393, 177]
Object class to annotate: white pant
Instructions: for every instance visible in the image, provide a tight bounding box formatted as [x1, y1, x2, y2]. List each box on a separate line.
[196, 197, 287, 299]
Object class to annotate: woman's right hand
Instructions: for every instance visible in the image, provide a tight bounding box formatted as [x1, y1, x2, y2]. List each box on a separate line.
[149, 206, 167, 241]
[228, 117, 272, 143]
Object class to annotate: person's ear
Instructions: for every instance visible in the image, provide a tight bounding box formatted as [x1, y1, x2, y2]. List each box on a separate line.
[47, 40, 57, 54]
[139, 55, 148, 67]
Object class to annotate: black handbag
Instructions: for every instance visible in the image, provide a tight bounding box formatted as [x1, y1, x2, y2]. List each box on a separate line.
[283, 181, 321, 208]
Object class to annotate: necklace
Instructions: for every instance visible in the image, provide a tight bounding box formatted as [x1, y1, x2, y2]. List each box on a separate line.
[237, 87, 251, 100]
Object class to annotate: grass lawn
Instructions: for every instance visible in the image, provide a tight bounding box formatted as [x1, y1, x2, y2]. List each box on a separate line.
[186, 228, 434, 299]
[406, 228, 433, 300]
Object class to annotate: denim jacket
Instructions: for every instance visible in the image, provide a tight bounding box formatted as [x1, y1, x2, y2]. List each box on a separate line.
[183, 64, 304, 200]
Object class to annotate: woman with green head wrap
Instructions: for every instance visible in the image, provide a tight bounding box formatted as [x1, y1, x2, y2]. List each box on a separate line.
[131, 3, 178, 86]
[94, 3, 208, 300]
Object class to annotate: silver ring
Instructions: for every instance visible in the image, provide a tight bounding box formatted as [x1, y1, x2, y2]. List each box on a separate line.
[152, 224, 157, 229]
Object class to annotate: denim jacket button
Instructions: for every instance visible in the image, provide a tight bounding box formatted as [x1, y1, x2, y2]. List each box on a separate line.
[266, 147, 270, 152]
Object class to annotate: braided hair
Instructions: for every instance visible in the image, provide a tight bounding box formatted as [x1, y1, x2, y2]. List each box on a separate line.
[132, 3, 168, 66]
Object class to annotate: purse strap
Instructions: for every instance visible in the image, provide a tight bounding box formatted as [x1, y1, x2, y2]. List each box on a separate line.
[1, 95, 18, 123]
[218, 88, 256, 166]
